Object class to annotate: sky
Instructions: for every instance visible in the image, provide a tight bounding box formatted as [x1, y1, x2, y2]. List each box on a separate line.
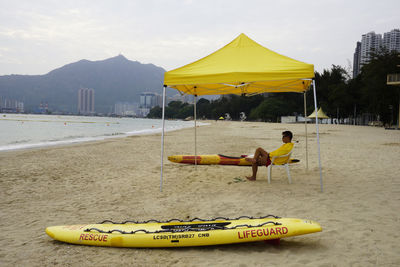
[0, 0, 399, 75]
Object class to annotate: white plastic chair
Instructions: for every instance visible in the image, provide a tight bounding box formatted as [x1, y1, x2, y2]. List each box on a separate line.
[267, 151, 292, 184]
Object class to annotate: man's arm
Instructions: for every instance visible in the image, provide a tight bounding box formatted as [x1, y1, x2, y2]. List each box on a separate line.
[269, 143, 294, 157]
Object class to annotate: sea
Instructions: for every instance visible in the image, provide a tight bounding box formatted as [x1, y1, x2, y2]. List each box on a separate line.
[0, 114, 204, 152]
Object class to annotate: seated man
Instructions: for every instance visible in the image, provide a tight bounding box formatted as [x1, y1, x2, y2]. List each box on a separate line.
[246, 131, 294, 181]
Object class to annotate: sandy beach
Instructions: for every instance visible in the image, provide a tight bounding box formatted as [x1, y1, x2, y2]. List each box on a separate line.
[1, 121, 399, 266]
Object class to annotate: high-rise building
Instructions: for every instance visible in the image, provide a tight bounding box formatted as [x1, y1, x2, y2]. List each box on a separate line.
[383, 29, 400, 52]
[139, 92, 162, 109]
[353, 42, 361, 78]
[139, 92, 163, 117]
[360, 31, 382, 66]
[353, 29, 400, 77]
[77, 88, 95, 114]
[155, 94, 163, 107]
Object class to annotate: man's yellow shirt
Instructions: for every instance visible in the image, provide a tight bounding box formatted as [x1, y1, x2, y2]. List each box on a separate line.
[269, 143, 294, 165]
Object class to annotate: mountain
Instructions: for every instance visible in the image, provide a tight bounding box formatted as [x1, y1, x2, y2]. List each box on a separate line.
[0, 55, 166, 114]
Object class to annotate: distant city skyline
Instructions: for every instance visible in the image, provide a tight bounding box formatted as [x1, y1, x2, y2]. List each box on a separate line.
[0, 96, 24, 113]
[114, 92, 198, 117]
[353, 29, 400, 77]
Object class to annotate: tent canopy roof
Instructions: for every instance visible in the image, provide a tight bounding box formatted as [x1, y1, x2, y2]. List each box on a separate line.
[308, 108, 330, 119]
[164, 33, 314, 96]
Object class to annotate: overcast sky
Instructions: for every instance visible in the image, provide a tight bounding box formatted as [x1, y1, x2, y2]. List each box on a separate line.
[0, 0, 399, 75]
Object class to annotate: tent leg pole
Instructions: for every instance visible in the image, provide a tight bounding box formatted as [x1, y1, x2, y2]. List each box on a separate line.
[194, 95, 197, 169]
[304, 92, 308, 171]
[398, 94, 400, 129]
[160, 85, 167, 192]
[312, 80, 323, 192]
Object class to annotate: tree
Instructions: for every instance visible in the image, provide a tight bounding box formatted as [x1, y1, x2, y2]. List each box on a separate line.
[249, 97, 287, 121]
[149, 53, 400, 125]
[358, 50, 400, 124]
[147, 106, 162, 118]
[196, 98, 211, 119]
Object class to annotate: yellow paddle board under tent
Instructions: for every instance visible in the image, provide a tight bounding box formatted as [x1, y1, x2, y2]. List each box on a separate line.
[160, 33, 324, 192]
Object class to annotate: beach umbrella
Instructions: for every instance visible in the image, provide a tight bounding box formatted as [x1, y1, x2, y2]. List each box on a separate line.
[160, 33, 323, 192]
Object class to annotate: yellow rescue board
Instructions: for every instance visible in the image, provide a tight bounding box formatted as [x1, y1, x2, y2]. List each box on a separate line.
[168, 154, 300, 166]
[46, 217, 321, 247]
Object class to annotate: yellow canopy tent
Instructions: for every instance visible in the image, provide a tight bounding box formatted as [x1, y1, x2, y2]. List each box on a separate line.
[160, 34, 323, 192]
[308, 108, 330, 119]
[164, 33, 313, 95]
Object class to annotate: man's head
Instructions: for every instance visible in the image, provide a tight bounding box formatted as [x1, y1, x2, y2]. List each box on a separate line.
[282, 131, 293, 143]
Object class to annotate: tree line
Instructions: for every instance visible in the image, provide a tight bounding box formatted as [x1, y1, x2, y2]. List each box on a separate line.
[148, 50, 400, 124]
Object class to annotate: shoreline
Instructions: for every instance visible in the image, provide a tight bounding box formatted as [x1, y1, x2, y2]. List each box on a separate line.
[0, 116, 210, 152]
[1, 121, 399, 266]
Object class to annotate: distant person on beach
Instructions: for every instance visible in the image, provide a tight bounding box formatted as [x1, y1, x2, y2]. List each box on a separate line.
[245, 131, 294, 181]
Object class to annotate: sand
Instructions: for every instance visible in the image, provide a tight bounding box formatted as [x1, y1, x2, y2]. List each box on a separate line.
[0, 121, 399, 266]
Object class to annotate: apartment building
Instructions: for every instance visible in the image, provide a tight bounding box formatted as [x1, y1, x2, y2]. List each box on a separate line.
[353, 29, 400, 77]
[77, 88, 95, 114]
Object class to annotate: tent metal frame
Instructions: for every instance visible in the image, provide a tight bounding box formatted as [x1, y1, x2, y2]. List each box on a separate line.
[171, 80, 311, 96]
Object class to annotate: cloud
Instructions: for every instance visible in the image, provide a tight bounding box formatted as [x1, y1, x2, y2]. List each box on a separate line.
[0, 0, 399, 75]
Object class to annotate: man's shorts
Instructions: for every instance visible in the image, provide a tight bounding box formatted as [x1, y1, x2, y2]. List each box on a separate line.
[266, 157, 271, 167]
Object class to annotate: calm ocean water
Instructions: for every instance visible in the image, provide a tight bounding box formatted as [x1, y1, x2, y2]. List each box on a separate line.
[0, 114, 202, 151]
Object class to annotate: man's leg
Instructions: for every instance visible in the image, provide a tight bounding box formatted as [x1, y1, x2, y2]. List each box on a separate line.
[246, 148, 268, 181]
[246, 162, 258, 181]
[247, 147, 268, 163]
